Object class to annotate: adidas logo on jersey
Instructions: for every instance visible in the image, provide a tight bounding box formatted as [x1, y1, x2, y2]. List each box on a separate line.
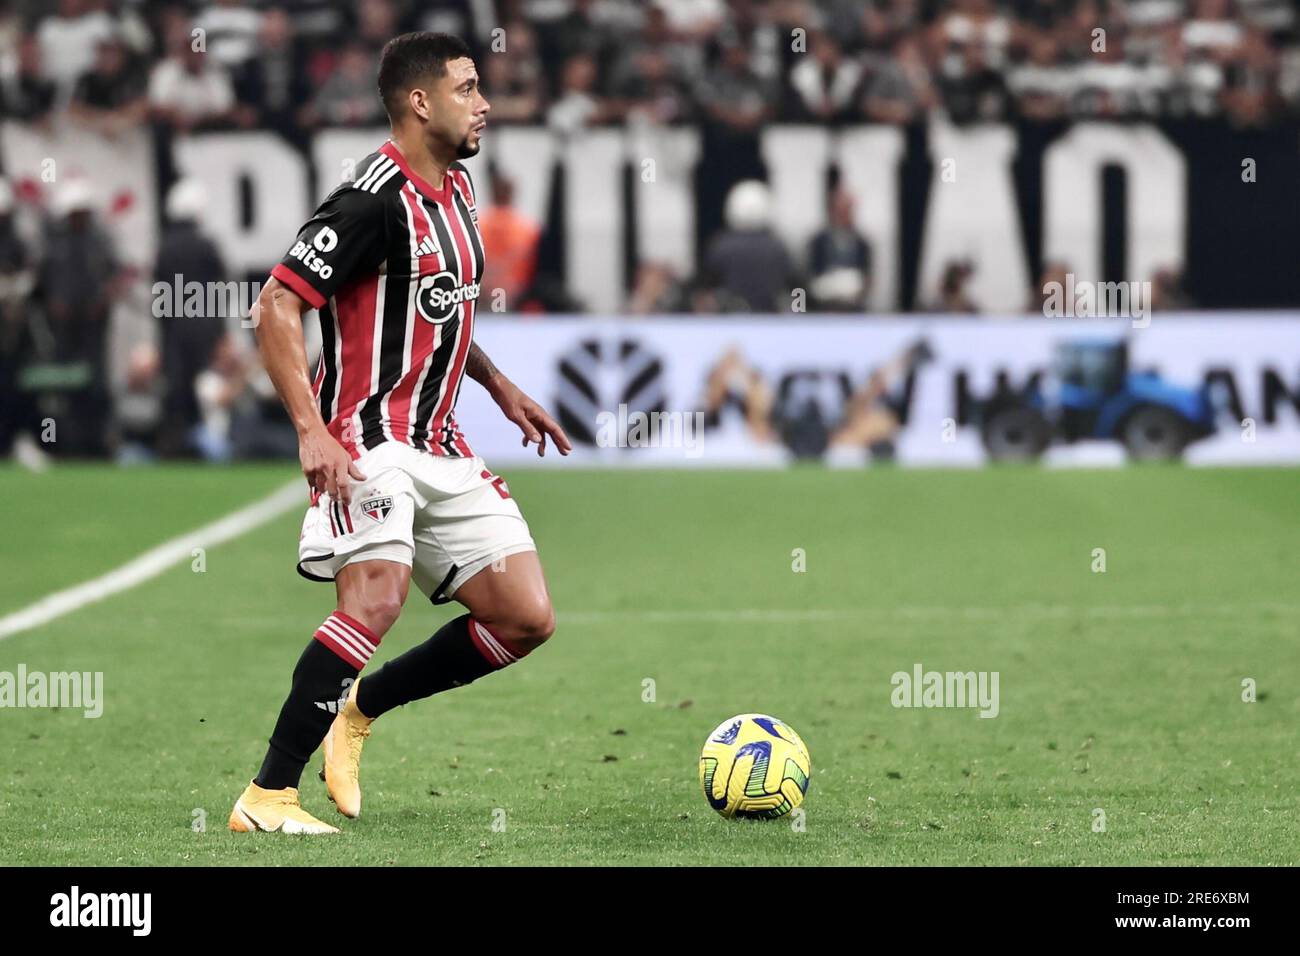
[315, 700, 341, 714]
[415, 236, 440, 257]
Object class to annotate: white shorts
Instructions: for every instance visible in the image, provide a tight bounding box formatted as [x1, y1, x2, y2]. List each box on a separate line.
[297, 442, 536, 603]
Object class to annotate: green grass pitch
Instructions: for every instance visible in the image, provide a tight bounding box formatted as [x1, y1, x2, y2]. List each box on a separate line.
[0, 463, 1295, 865]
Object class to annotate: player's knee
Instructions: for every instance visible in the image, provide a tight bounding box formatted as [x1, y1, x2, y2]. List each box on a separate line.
[346, 592, 404, 638]
[499, 600, 555, 652]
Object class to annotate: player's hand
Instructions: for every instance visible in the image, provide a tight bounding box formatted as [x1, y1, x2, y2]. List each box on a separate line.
[487, 375, 573, 458]
[300, 424, 366, 505]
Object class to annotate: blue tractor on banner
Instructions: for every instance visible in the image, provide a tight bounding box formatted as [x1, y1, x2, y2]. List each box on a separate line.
[978, 339, 1217, 462]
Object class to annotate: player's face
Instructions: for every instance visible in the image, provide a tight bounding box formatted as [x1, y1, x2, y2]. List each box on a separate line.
[435, 57, 490, 159]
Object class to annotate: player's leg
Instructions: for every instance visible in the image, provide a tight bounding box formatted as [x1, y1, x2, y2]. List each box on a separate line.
[353, 550, 554, 721]
[321, 553, 552, 818]
[353, 456, 550, 719]
[302, 558, 409, 819]
[232, 559, 411, 832]
[452, 549, 556, 651]
[255, 558, 411, 790]
[232, 453, 417, 833]
[319, 456, 549, 815]
[335, 558, 411, 636]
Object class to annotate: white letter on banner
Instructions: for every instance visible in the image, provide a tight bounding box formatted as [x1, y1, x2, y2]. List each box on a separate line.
[1043, 124, 1184, 287]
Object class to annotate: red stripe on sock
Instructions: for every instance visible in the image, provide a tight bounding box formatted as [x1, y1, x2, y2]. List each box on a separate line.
[314, 624, 367, 666]
[466, 617, 529, 668]
[331, 610, 379, 646]
[313, 611, 382, 667]
[466, 617, 501, 665]
[496, 633, 529, 660]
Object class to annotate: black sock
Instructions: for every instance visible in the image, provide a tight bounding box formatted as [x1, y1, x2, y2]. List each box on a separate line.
[357, 614, 523, 719]
[254, 612, 381, 791]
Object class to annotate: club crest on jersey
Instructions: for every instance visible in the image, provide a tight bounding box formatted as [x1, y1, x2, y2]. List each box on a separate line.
[416, 271, 479, 324]
[360, 495, 394, 522]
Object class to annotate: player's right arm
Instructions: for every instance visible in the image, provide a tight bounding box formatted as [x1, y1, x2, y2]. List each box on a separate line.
[250, 276, 365, 504]
[256, 182, 386, 504]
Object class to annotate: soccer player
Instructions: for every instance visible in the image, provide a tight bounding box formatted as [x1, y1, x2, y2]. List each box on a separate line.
[229, 33, 571, 834]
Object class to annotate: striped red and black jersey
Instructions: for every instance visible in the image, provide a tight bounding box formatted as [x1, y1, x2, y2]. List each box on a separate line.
[270, 140, 484, 458]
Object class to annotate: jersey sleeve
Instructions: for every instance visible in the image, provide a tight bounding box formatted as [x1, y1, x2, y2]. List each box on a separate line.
[271, 186, 386, 309]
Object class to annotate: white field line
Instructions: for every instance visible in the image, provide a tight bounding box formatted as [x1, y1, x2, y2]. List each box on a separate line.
[0, 480, 304, 642]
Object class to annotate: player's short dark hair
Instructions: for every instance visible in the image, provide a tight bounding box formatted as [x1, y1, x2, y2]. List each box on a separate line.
[377, 32, 473, 119]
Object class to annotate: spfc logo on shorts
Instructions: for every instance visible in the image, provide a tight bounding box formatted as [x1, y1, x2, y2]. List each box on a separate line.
[360, 495, 394, 522]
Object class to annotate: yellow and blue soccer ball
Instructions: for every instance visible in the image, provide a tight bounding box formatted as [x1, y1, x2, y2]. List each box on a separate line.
[699, 714, 811, 819]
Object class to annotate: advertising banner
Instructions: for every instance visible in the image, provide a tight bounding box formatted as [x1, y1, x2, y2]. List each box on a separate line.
[455, 315, 1300, 468]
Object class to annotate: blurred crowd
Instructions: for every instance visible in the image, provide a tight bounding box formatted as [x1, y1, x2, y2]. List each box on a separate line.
[0, 0, 1296, 462]
[0, 171, 303, 463]
[3, 0, 1299, 135]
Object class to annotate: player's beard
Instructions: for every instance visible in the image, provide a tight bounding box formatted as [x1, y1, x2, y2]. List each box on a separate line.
[455, 134, 479, 159]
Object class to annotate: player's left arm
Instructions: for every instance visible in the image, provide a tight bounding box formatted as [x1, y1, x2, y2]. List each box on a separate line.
[467, 343, 572, 457]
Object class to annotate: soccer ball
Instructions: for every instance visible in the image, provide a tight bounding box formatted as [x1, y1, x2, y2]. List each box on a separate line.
[699, 713, 811, 819]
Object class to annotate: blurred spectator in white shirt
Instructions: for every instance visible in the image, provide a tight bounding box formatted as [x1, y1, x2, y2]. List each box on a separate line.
[547, 52, 617, 134]
[654, 0, 725, 41]
[194, 0, 263, 70]
[36, 0, 115, 94]
[149, 18, 236, 131]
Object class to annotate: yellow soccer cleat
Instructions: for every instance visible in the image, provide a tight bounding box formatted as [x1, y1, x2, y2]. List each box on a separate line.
[228, 781, 340, 835]
[321, 677, 374, 819]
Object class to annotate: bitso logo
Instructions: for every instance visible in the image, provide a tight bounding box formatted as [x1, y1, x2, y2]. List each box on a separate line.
[286, 225, 338, 280]
[416, 271, 479, 324]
